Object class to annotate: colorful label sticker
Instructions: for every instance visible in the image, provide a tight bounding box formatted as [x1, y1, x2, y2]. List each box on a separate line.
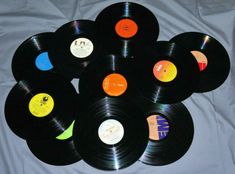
[153, 60, 177, 82]
[35, 52, 53, 71]
[115, 18, 138, 38]
[102, 73, 128, 96]
[147, 115, 169, 141]
[70, 38, 94, 58]
[98, 119, 124, 145]
[191, 51, 208, 71]
[56, 121, 75, 140]
[28, 93, 54, 118]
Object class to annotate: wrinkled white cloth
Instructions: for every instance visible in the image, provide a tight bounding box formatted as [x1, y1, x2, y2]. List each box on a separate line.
[0, 0, 234, 174]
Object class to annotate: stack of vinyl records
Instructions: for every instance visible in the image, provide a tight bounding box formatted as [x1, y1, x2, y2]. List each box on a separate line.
[4, 1, 230, 171]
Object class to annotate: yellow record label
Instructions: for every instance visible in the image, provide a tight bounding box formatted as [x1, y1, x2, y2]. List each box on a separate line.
[28, 93, 54, 118]
[153, 60, 177, 82]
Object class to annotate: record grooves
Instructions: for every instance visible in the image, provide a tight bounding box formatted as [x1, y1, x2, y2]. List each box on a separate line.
[170, 32, 230, 92]
[4, 75, 77, 140]
[139, 101, 194, 166]
[73, 96, 149, 170]
[11, 32, 65, 81]
[132, 41, 200, 104]
[95, 2, 159, 58]
[49, 20, 101, 79]
[79, 54, 136, 100]
[26, 120, 81, 165]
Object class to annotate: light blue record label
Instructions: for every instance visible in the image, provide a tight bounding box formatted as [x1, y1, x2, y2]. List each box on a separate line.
[35, 52, 53, 71]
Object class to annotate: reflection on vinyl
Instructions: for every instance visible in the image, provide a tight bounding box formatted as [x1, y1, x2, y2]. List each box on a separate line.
[170, 32, 230, 92]
[139, 101, 194, 166]
[49, 20, 101, 79]
[95, 2, 159, 58]
[4, 75, 77, 140]
[11, 32, 64, 81]
[27, 121, 81, 166]
[73, 96, 149, 170]
[132, 41, 200, 104]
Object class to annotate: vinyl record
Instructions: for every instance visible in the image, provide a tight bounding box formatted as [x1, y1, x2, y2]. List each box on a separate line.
[139, 101, 194, 166]
[4, 75, 77, 140]
[27, 120, 81, 165]
[132, 41, 200, 104]
[95, 2, 159, 58]
[79, 54, 135, 100]
[170, 32, 230, 92]
[73, 96, 149, 170]
[49, 20, 101, 79]
[11, 32, 67, 81]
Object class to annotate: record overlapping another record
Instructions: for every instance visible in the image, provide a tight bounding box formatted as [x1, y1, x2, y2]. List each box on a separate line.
[27, 120, 81, 165]
[95, 2, 159, 58]
[132, 41, 200, 104]
[139, 101, 194, 166]
[4, 75, 77, 140]
[73, 96, 149, 170]
[49, 20, 101, 79]
[170, 32, 230, 92]
[79, 54, 136, 100]
[11, 32, 64, 81]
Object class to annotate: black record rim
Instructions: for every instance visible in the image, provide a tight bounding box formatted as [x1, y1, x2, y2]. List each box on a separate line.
[132, 41, 200, 104]
[73, 96, 149, 170]
[4, 75, 77, 140]
[170, 32, 230, 92]
[139, 102, 194, 166]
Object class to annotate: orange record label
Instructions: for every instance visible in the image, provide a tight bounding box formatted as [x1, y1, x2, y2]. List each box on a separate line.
[191, 50, 208, 71]
[153, 60, 177, 82]
[115, 18, 138, 38]
[147, 115, 169, 141]
[102, 73, 128, 96]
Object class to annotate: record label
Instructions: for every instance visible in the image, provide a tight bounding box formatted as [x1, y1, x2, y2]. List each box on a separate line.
[147, 115, 169, 141]
[70, 37, 94, 58]
[98, 119, 124, 145]
[28, 93, 54, 117]
[102, 73, 128, 96]
[153, 60, 177, 82]
[115, 18, 138, 38]
[191, 51, 208, 71]
[35, 52, 53, 71]
[56, 121, 75, 140]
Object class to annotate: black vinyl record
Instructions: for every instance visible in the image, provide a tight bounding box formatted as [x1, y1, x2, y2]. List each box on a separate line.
[49, 20, 101, 79]
[11, 32, 67, 81]
[139, 101, 194, 166]
[79, 54, 135, 100]
[132, 41, 200, 104]
[26, 120, 81, 166]
[4, 75, 77, 140]
[73, 96, 149, 170]
[170, 32, 230, 92]
[95, 2, 159, 58]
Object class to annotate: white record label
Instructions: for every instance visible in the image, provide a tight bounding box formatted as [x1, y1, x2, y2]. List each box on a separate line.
[98, 119, 124, 145]
[70, 37, 94, 58]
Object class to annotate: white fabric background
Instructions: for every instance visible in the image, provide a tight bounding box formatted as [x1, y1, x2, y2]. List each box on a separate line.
[0, 0, 234, 173]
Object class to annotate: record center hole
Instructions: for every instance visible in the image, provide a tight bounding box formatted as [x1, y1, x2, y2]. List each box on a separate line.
[28, 93, 54, 118]
[102, 73, 128, 96]
[98, 119, 124, 145]
[115, 18, 138, 38]
[70, 37, 94, 58]
[147, 115, 169, 141]
[153, 60, 177, 82]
